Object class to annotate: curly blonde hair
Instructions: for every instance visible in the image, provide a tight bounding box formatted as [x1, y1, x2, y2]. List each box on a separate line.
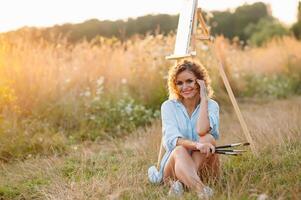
[167, 60, 213, 100]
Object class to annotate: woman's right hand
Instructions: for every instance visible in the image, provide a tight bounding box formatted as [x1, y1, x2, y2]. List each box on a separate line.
[196, 79, 208, 100]
[195, 142, 215, 157]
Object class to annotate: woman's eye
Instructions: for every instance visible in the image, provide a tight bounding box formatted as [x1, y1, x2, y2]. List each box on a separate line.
[176, 81, 183, 86]
[186, 79, 194, 83]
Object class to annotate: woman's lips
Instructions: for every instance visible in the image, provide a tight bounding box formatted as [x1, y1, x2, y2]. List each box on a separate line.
[182, 90, 192, 94]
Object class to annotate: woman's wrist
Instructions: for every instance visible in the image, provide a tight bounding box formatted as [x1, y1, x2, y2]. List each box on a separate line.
[194, 142, 204, 150]
[200, 96, 208, 103]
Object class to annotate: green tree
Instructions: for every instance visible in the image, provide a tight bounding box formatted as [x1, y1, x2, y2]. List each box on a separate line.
[4, 2, 277, 44]
[291, 1, 301, 39]
[244, 17, 289, 46]
[210, 2, 269, 41]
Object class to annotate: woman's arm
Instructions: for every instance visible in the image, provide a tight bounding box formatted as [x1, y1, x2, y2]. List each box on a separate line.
[177, 137, 215, 155]
[176, 138, 198, 150]
[196, 80, 211, 136]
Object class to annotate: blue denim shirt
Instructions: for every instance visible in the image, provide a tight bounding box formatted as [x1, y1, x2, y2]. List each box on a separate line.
[148, 98, 220, 184]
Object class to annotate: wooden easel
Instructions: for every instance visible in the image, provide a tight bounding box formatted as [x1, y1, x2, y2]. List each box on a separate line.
[157, 0, 257, 169]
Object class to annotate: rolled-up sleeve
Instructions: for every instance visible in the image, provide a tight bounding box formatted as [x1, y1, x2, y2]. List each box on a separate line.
[161, 101, 183, 151]
[208, 100, 220, 139]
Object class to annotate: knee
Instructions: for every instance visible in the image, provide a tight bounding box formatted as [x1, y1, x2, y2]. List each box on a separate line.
[172, 146, 188, 159]
[199, 134, 216, 146]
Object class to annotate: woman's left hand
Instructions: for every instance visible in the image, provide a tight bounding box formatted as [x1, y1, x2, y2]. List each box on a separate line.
[196, 79, 208, 100]
[195, 142, 215, 157]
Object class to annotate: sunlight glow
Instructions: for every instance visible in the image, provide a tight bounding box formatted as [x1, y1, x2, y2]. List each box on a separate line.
[0, 0, 299, 32]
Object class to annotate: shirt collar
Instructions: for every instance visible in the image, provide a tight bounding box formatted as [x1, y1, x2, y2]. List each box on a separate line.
[170, 98, 201, 119]
[170, 99, 182, 108]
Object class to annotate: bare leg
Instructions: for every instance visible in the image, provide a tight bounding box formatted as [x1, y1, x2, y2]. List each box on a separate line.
[192, 151, 220, 181]
[192, 134, 220, 181]
[163, 146, 205, 192]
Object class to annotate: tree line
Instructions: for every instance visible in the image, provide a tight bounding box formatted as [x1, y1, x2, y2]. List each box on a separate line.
[5, 2, 301, 46]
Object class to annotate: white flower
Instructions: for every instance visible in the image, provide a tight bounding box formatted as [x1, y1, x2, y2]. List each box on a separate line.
[93, 96, 100, 101]
[257, 194, 268, 200]
[90, 115, 96, 120]
[125, 104, 133, 114]
[200, 44, 209, 51]
[84, 91, 91, 97]
[96, 77, 105, 86]
[121, 78, 127, 84]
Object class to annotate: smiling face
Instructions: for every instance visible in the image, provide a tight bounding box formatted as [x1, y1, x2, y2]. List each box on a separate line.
[175, 70, 199, 100]
[168, 60, 213, 100]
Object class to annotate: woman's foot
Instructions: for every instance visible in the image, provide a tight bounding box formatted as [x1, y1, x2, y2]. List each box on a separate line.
[168, 180, 184, 197]
[197, 186, 214, 199]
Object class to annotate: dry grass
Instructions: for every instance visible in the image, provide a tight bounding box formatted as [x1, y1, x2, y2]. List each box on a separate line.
[1, 34, 301, 114]
[0, 30, 301, 199]
[1, 97, 300, 199]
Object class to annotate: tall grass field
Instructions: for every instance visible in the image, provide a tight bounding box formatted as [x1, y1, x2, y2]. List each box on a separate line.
[0, 32, 301, 199]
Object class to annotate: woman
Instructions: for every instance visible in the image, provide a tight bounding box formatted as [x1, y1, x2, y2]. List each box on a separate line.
[148, 60, 220, 199]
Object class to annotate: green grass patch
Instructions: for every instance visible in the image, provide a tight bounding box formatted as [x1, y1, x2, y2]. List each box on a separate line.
[0, 177, 50, 199]
[216, 142, 301, 199]
[60, 155, 108, 181]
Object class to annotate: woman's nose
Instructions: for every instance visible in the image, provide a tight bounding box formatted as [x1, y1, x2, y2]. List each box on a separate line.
[182, 83, 190, 89]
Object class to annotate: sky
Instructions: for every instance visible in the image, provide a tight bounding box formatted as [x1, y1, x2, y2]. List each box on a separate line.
[0, 0, 299, 33]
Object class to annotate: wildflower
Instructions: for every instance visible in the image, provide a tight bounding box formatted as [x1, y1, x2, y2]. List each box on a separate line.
[200, 44, 209, 51]
[93, 96, 100, 101]
[96, 88, 103, 95]
[96, 76, 105, 86]
[257, 194, 268, 200]
[84, 91, 91, 97]
[153, 110, 160, 118]
[121, 78, 127, 84]
[125, 104, 133, 114]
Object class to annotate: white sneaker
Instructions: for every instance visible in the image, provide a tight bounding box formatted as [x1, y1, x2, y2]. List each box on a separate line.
[197, 186, 214, 199]
[168, 180, 184, 197]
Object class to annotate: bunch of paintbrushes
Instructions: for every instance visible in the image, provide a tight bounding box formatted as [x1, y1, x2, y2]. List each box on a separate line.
[213, 142, 250, 156]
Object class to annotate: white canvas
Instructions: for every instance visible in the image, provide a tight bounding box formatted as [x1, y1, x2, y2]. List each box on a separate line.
[173, 0, 197, 56]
